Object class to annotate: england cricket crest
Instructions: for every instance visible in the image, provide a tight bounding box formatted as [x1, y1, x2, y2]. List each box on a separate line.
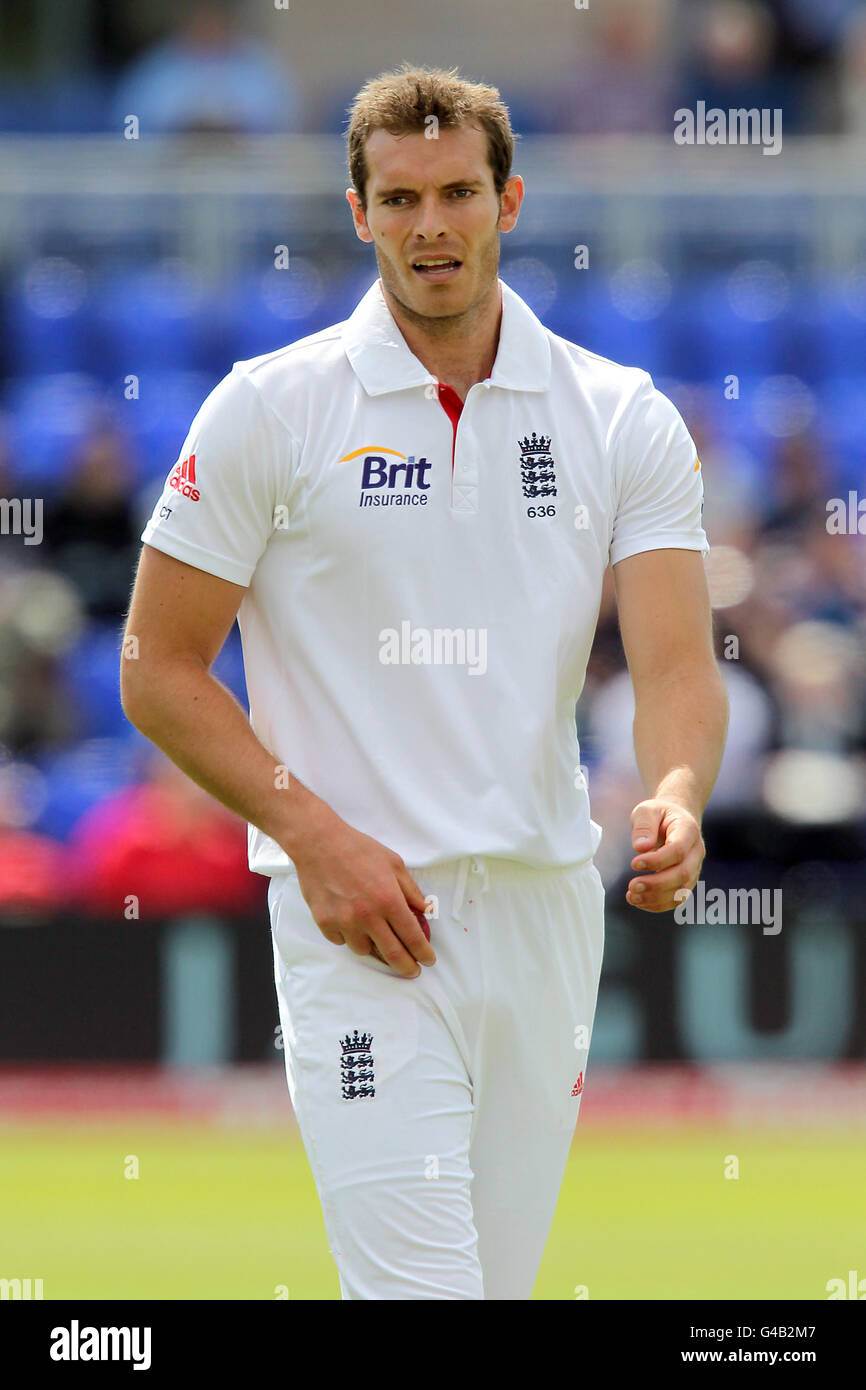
[518, 432, 557, 500]
[340, 1029, 375, 1100]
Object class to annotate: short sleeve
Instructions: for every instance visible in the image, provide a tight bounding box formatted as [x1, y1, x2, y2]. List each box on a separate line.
[608, 373, 709, 567]
[141, 364, 291, 586]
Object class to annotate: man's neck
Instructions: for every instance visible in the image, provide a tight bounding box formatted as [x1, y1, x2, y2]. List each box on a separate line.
[380, 278, 503, 403]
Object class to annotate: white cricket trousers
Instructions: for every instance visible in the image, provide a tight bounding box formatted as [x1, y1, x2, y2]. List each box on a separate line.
[268, 854, 605, 1300]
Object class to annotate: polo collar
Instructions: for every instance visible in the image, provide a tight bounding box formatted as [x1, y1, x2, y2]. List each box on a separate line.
[342, 276, 551, 396]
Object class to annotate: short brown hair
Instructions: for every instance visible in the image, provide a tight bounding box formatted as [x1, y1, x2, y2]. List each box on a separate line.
[346, 63, 516, 209]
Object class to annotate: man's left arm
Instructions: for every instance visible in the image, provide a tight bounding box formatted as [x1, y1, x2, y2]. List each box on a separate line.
[613, 547, 729, 913]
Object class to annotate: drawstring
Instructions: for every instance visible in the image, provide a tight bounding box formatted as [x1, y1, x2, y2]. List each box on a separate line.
[451, 855, 490, 922]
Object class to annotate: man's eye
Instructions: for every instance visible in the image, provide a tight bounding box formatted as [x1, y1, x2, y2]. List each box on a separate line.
[384, 196, 408, 206]
[451, 189, 474, 198]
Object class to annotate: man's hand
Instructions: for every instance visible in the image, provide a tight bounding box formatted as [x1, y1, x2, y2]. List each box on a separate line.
[626, 799, 706, 913]
[291, 811, 436, 978]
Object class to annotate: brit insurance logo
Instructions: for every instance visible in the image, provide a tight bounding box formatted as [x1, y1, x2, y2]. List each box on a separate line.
[340, 445, 432, 509]
[519, 432, 557, 517]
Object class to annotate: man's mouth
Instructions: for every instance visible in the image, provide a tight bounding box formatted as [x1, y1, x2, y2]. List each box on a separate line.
[411, 257, 463, 280]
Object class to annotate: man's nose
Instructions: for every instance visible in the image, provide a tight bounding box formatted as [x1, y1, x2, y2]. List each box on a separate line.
[412, 195, 450, 240]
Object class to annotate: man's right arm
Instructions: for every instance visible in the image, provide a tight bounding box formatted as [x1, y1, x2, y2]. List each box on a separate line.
[120, 543, 434, 976]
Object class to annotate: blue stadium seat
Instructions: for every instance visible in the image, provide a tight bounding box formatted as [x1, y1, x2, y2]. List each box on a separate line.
[59, 625, 129, 740]
[212, 628, 248, 705]
[95, 263, 218, 375]
[122, 369, 218, 482]
[687, 271, 814, 383]
[31, 736, 142, 841]
[222, 262, 332, 362]
[318, 267, 379, 324]
[500, 93, 551, 135]
[0, 84, 46, 134]
[4, 374, 108, 486]
[547, 282, 637, 366]
[817, 376, 866, 489]
[5, 258, 102, 376]
[548, 276, 685, 379]
[711, 374, 777, 472]
[315, 87, 361, 138]
[499, 254, 561, 321]
[0, 76, 111, 134]
[803, 281, 866, 382]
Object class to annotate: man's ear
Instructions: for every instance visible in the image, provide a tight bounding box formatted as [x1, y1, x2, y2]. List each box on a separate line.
[346, 187, 373, 244]
[497, 174, 524, 234]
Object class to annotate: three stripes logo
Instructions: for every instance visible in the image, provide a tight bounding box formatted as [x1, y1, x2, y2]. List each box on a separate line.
[169, 453, 199, 502]
[570, 1071, 584, 1098]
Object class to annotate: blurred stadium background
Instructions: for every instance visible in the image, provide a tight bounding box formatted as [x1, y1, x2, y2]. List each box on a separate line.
[1, 0, 865, 1300]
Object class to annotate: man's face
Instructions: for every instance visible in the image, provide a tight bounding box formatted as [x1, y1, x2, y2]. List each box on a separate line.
[346, 124, 522, 323]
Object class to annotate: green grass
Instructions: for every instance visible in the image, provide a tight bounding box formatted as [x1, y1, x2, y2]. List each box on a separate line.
[547, 1127, 866, 1300]
[0, 1121, 862, 1300]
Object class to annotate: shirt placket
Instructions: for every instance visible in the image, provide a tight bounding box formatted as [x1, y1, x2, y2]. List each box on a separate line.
[437, 380, 482, 515]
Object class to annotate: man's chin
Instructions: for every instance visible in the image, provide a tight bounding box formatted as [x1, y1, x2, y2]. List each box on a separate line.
[392, 275, 475, 320]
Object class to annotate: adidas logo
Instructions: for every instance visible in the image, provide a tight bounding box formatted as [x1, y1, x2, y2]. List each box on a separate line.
[169, 453, 199, 501]
[571, 1071, 584, 1098]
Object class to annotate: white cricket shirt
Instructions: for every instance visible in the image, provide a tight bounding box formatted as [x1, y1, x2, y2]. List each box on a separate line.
[142, 277, 709, 876]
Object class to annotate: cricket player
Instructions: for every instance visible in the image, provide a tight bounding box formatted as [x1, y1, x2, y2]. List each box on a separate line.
[121, 64, 729, 1300]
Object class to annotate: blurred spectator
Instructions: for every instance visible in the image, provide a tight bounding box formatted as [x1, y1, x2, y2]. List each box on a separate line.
[839, 8, 866, 134]
[111, 0, 298, 136]
[0, 567, 83, 754]
[0, 822, 67, 916]
[666, 386, 765, 549]
[779, 0, 864, 49]
[583, 636, 777, 881]
[0, 749, 68, 918]
[747, 524, 862, 633]
[759, 431, 833, 538]
[41, 428, 139, 623]
[679, 0, 802, 131]
[70, 750, 265, 918]
[767, 618, 866, 753]
[769, 0, 860, 133]
[547, 0, 673, 134]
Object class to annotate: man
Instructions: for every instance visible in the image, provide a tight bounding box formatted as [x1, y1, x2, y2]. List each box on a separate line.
[121, 64, 728, 1300]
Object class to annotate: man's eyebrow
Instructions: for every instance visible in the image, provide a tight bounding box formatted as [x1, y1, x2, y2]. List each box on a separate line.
[374, 178, 486, 197]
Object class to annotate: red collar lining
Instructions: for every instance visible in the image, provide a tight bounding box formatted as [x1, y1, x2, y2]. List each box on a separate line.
[436, 382, 464, 470]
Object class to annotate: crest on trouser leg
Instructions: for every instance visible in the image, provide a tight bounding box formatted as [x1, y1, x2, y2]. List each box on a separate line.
[340, 1030, 375, 1100]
